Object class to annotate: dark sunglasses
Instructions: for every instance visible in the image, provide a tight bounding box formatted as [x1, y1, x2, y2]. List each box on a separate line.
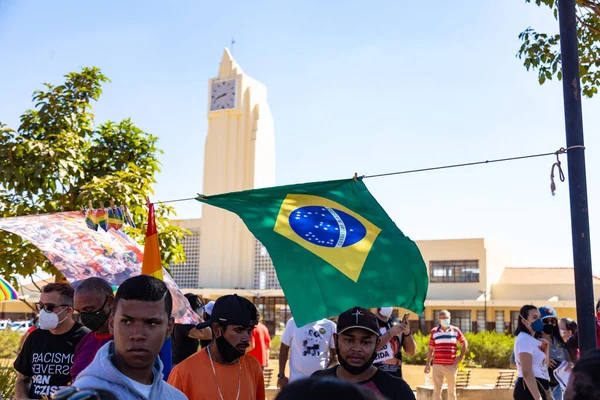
[36, 302, 70, 312]
[544, 318, 558, 325]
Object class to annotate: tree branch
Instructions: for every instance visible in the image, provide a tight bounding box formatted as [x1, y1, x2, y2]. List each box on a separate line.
[579, 0, 600, 16]
[576, 14, 600, 35]
[19, 298, 36, 312]
[28, 275, 42, 292]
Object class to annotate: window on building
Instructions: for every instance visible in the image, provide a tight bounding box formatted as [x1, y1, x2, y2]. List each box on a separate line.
[434, 309, 472, 333]
[169, 229, 200, 288]
[496, 311, 505, 333]
[253, 240, 281, 289]
[476, 310, 486, 332]
[510, 311, 520, 335]
[429, 260, 480, 283]
[254, 296, 290, 336]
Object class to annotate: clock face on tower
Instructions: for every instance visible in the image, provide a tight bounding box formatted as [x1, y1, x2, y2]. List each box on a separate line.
[210, 78, 237, 111]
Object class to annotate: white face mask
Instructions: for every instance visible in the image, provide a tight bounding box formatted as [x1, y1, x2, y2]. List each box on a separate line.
[379, 307, 393, 319]
[440, 319, 451, 327]
[39, 308, 68, 330]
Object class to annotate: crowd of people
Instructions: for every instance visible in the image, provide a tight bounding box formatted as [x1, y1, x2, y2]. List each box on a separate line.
[8, 276, 600, 400]
[511, 302, 600, 400]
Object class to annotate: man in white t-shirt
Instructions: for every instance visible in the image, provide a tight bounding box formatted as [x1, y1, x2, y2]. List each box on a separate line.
[277, 317, 337, 387]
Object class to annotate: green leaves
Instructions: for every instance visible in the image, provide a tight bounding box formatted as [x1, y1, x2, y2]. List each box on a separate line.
[518, 0, 600, 98]
[0, 68, 187, 285]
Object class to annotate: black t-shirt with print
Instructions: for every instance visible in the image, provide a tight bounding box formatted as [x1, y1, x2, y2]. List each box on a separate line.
[14, 322, 89, 399]
[312, 366, 415, 400]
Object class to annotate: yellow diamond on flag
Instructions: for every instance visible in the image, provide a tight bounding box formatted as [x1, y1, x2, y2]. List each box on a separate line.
[273, 194, 381, 282]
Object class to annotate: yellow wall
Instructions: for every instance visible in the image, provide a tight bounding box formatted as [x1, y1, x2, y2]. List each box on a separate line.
[554, 308, 578, 320]
[0, 300, 36, 318]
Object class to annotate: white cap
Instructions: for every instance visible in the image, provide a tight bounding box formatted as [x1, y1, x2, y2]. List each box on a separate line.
[205, 301, 215, 315]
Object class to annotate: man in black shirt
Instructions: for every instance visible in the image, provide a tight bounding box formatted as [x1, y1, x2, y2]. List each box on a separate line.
[14, 282, 89, 399]
[171, 293, 212, 365]
[312, 307, 415, 400]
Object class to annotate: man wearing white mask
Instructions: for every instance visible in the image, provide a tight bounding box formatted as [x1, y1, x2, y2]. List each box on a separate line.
[424, 310, 468, 400]
[373, 307, 416, 379]
[14, 283, 89, 399]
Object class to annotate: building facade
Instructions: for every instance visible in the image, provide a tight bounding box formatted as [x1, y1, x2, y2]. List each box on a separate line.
[170, 233, 598, 336]
[168, 219, 201, 289]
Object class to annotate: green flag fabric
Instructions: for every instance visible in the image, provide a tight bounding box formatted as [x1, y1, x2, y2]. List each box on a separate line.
[197, 178, 428, 326]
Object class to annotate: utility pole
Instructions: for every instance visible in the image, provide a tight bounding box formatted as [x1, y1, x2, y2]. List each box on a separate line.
[479, 290, 488, 331]
[557, 0, 596, 354]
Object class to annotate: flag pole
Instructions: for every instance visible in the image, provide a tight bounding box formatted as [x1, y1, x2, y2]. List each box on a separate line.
[557, 0, 596, 354]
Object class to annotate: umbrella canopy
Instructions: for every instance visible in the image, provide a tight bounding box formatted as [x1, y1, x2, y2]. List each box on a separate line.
[0, 277, 19, 301]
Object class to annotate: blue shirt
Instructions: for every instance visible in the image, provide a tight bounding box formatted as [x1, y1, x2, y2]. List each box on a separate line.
[159, 337, 173, 381]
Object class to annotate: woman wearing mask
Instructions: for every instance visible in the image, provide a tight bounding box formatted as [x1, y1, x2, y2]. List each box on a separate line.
[514, 305, 551, 400]
[559, 318, 578, 361]
[538, 306, 571, 400]
[372, 307, 416, 379]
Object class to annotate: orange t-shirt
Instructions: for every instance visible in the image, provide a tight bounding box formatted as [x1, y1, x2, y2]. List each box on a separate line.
[248, 322, 271, 367]
[168, 348, 265, 400]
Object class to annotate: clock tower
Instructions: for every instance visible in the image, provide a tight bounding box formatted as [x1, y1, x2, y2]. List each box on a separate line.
[198, 48, 275, 289]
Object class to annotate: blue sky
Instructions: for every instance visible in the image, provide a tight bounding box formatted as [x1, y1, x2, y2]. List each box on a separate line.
[1, 1, 598, 275]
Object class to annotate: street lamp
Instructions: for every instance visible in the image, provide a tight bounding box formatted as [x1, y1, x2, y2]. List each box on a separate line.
[479, 290, 488, 332]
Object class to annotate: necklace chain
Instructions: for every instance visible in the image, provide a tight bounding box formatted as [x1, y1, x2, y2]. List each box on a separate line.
[206, 345, 241, 400]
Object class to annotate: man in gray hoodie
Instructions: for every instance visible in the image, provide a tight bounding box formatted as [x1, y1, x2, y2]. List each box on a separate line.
[72, 275, 186, 400]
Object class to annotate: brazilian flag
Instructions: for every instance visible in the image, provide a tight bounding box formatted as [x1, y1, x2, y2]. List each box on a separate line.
[197, 178, 428, 326]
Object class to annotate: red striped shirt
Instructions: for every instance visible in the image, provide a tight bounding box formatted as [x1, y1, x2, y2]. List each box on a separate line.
[429, 326, 465, 365]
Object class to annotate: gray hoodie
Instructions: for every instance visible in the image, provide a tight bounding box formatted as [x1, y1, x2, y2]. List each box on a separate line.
[74, 341, 187, 400]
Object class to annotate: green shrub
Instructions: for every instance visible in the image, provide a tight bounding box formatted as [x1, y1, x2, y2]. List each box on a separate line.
[0, 361, 17, 399]
[464, 331, 515, 368]
[403, 332, 429, 365]
[403, 330, 514, 369]
[0, 329, 21, 359]
[270, 335, 281, 359]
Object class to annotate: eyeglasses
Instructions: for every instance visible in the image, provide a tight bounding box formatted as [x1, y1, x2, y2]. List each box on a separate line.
[36, 302, 70, 312]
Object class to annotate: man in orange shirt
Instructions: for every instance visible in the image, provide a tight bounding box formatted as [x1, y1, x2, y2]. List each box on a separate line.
[168, 294, 265, 400]
[247, 314, 271, 371]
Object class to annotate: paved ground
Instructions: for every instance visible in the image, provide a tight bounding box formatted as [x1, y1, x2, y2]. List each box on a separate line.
[266, 359, 512, 390]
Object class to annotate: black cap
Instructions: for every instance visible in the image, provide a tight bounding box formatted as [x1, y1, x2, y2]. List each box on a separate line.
[196, 294, 258, 330]
[337, 307, 380, 336]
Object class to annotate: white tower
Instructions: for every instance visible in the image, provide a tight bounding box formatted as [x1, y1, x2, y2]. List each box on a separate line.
[198, 49, 275, 288]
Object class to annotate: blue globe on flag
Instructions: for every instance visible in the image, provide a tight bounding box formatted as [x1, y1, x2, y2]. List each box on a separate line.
[288, 206, 367, 248]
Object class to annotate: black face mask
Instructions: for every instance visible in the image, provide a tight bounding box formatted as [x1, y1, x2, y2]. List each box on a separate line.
[335, 339, 378, 375]
[80, 297, 109, 332]
[215, 335, 245, 363]
[543, 324, 556, 335]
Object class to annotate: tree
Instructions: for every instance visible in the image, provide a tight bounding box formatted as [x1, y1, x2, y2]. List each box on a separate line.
[517, 0, 600, 98]
[0, 67, 188, 284]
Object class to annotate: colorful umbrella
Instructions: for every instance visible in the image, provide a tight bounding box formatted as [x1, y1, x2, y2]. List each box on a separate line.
[0, 277, 18, 301]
